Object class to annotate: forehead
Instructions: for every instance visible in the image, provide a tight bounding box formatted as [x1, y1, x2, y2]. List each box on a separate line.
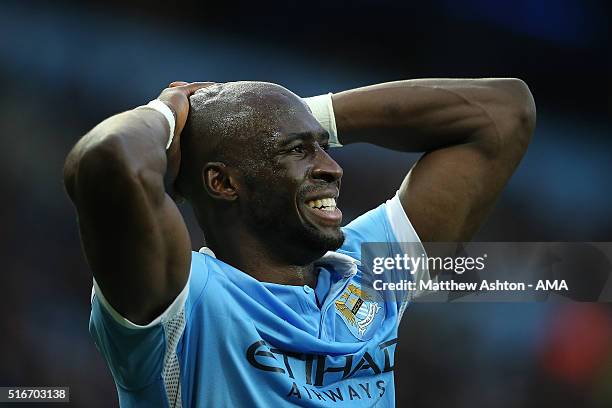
[271, 106, 325, 140]
[233, 83, 325, 142]
[191, 81, 326, 149]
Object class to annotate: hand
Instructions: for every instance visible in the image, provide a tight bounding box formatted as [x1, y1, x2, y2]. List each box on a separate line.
[157, 81, 217, 198]
[158, 81, 216, 138]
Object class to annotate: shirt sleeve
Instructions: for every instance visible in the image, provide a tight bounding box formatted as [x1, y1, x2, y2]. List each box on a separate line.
[88, 267, 191, 393]
[338, 192, 431, 320]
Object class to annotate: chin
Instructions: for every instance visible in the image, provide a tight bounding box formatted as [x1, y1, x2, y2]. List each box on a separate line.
[302, 226, 345, 253]
[245, 202, 345, 257]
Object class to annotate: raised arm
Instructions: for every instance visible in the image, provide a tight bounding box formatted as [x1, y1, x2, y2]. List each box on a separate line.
[332, 78, 536, 242]
[64, 82, 213, 325]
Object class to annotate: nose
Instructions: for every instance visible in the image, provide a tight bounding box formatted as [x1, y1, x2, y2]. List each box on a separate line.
[311, 146, 343, 183]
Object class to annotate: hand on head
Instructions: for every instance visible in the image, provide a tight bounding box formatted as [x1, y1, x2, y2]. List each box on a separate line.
[158, 81, 218, 200]
[160, 81, 218, 137]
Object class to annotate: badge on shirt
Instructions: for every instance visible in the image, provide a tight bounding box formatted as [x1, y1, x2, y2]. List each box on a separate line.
[334, 282, 385, 340]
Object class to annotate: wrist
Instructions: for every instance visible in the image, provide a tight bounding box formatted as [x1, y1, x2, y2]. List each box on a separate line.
[145, 99, 176, 150]
[303, 93, 341, 147]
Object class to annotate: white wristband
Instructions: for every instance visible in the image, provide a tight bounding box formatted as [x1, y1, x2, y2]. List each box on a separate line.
[146, 99, 176, 150]
[303, 93, 341, 147]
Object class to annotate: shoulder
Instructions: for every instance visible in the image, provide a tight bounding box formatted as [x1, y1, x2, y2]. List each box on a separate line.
[339, 192, 422, 259]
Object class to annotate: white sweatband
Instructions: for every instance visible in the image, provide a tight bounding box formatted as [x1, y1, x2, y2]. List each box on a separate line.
[146, 99, 175, 150]
[303, 93, 341, 147]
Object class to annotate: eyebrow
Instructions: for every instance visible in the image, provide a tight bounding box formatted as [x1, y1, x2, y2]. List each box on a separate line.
[280, 131, 329, 145]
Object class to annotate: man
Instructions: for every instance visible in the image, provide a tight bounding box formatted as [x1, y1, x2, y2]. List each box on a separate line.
[64, 79, 535, 406]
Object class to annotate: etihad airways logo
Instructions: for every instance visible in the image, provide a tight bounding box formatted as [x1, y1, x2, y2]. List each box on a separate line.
[246, 338, 398, 402]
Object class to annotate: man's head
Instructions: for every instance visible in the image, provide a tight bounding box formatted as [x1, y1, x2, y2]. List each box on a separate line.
[177, 81, 344, 264]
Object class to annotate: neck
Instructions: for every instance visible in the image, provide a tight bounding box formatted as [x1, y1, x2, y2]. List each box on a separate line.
[205, 224, 320, 287]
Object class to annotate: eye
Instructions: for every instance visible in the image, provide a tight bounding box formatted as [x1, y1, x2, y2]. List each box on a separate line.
[289, 145, 305, 154]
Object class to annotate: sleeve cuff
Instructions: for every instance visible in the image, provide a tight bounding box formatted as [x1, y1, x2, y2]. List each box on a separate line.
[384, 192, 436, 305]
[303, 93, 342, 147]
[91, 273, 190, 330]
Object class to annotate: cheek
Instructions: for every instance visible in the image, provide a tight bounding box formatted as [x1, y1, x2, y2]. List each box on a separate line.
[248, 173, 296, 208]
[261, 180, 302, 218]
[249, 159, 307, 205]
[268, 161, 307, 195]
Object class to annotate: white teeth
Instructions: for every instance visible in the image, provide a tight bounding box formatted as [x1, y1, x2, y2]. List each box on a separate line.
[306, 197, 337, 210]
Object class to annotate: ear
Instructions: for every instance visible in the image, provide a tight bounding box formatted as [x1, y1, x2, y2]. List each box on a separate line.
[202, 162, 239, 201]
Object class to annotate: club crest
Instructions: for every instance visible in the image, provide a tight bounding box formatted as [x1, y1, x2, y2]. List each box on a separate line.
[334, 282, 384, 340]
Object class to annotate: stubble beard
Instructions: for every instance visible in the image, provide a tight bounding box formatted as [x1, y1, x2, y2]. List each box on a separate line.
[244, 188, 345, 258]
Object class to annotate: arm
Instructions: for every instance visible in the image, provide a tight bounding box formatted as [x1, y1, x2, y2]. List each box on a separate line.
[332, 78, 536, 242]
[64, 82, 213, 325]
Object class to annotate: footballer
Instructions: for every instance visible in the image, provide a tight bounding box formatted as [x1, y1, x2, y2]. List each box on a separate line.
[64, 79, 535, 406]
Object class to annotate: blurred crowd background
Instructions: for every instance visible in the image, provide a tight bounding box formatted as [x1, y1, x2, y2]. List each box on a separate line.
[0, 0, 610, 406]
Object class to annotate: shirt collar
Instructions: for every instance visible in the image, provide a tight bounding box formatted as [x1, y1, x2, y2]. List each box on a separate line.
[314, 251, 359, 278]
[199, 247, 359, 279]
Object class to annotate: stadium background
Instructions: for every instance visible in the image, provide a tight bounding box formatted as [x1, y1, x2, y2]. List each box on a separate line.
[0, 0, 610, 406]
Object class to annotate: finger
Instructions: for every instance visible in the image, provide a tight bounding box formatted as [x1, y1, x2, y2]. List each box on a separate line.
[179, 82, 219, 94]
[168, 81, 189, 88]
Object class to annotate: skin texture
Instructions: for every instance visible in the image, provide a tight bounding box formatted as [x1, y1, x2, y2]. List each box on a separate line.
[333, 79, 536, 242]
[175, 83, 345, 288]
[64, 79, 535, 324]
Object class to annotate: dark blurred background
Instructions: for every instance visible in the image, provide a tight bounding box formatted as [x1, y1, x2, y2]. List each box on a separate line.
[0, 0, 610, 406]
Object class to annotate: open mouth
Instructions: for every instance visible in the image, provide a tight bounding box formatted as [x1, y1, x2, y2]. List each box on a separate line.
[305, 197, 337, 212]
[303, 196, 342, 225]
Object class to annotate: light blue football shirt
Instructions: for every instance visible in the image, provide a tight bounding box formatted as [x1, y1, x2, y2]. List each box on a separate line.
[90, 193, 429, 407]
